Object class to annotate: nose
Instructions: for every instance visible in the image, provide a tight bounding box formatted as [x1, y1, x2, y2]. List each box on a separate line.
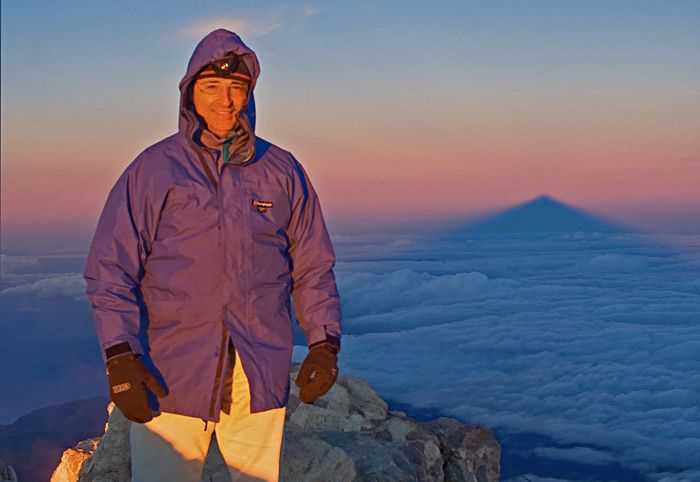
[216, 87, 233, 106]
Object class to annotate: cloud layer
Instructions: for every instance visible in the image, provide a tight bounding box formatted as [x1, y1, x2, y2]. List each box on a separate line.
[332, 232, 700, 481]
[2, 232, 698, 480]
[1, 273, 86, 300]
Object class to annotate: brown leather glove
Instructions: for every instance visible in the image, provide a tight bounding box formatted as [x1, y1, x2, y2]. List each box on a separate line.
[106, 350, 167, 423]
[295, 337, 340, 404]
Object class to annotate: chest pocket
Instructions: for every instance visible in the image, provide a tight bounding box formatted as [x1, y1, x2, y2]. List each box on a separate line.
[245, 186, 291, 238]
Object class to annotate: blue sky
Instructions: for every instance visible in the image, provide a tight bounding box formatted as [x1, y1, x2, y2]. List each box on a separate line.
[2, 0, 699, 255]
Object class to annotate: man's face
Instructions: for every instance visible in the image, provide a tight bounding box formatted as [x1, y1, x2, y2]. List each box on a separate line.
[192, 77, 250, 138]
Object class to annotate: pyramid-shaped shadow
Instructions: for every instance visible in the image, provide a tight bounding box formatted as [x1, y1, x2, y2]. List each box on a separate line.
[453, 195, 631, 234]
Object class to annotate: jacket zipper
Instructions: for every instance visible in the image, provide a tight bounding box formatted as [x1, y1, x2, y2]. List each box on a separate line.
[194, 146, 228, 420]
[208, 320, 228, 419]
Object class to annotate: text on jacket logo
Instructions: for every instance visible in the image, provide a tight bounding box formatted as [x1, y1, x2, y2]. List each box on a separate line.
[252, 199, 273, 213]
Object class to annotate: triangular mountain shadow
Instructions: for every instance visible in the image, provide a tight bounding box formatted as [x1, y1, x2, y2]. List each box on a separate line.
[454, 195, 629, 234]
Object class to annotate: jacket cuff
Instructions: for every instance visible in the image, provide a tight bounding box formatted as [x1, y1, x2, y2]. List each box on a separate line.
[304, 325, 331, 347]
[309, 335, 340, 354]
[102, 336, 144, 362]
[105, 341, 133, 360]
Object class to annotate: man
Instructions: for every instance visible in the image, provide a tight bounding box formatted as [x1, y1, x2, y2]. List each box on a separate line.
[83, 29, 342, 482]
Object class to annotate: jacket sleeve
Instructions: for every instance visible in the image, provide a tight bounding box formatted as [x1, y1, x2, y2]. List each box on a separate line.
[83, 161, 158, 361]
[286, 158, 342, 348]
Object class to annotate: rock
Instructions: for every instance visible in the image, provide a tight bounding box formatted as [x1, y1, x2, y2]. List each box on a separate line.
[200, 436, 230, 482]
[423, 418, 501, 482]
[287, 364, 388, 433]
[77, 404, 131, 482]
[0, 458, 18, 482]
[50, 439, 100, 482]
[282, 427, 356, 481]
[54, 365, 500, 481]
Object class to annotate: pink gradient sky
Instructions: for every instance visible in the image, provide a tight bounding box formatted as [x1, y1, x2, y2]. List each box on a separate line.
[2, 1, 699, 252]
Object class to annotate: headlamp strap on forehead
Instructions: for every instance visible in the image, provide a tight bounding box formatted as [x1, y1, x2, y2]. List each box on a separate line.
[197, 53, 251, 81]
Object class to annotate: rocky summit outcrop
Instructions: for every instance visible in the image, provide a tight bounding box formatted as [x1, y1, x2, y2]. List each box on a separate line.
[0, 458, 18, 482]
[53, 364, 501, 481]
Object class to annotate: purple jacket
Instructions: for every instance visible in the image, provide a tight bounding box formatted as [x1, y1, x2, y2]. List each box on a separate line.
[83, 30, 341, 421]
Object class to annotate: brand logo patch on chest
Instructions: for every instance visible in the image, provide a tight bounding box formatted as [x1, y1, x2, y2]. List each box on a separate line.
[252, 199, 273, 213]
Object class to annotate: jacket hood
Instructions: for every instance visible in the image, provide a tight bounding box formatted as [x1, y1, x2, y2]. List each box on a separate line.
[178, 29, 261, 150]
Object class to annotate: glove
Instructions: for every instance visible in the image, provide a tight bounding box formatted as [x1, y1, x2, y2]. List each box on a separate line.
[106, 351, 167, 423]
[295, 336, 340, 404]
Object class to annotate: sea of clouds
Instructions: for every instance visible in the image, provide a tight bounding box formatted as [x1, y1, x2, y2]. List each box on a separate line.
[326, 232, 700, 481]
[0, 253, 103, 423]
[2, 232, 699, 481]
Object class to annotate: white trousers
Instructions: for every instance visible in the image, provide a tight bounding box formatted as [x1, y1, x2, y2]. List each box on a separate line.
[130, 347, 286, 482]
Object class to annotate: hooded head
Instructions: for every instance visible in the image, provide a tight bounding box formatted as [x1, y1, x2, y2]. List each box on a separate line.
[178, 30, 261, 161]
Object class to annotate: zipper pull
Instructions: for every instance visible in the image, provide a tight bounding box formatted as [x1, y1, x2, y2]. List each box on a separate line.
[222, 133, 238, 167]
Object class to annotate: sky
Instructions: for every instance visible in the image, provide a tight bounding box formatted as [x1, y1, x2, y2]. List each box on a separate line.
[2, 230, 699, 480]
[1, 0, 699, 253]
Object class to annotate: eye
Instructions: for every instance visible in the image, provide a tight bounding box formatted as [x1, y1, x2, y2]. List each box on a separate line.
[202, 84, 219, 94]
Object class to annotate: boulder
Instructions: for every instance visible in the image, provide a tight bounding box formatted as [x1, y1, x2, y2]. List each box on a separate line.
[53, 364, 500, 481]
[0, 459, 18, 482]
[50, 439, 99, 482]
[71, 401, 131, 482]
